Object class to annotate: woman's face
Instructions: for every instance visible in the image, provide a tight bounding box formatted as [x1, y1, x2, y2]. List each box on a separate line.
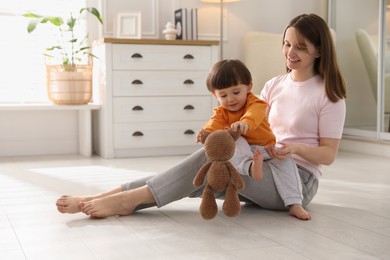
[282, 27, 320, 74]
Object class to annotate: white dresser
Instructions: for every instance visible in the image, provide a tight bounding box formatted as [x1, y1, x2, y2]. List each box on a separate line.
[92, 38, 219, 158]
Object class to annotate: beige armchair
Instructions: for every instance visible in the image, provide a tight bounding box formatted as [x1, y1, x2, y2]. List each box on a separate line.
[355, 29, 390, 131]
[243, 31, 285, 95]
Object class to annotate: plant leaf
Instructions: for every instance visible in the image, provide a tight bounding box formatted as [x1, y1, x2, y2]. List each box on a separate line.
[74, 47, 90, 55]
[23, 12, 42, 19]
[46, 16, 64, 26]
[46, 45, 62, 51]
[40, 17, 49, 24]
[44, 54, 54, 58]
[27, 20, 39, 33]
[78, 35, 88, 46]
[79, 46, 90, 51]
[80, 7, 103, 24]
[67, 16, 76, 30]
[86, 52, 99, 60]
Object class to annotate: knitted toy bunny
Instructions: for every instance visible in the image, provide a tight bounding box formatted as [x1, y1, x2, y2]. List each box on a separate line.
[193, 128, 245, 220]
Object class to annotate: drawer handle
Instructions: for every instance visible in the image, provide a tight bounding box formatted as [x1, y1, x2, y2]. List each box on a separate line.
[131, 79, 143, 85]
[132, 105, 144, 111]
[132, 131, 144, 136]
[183, 54, 194, 60]
[183, 79, 194, 85]
[183, 105, 194, 110]
[184, 129, 195, 135]
[131, 53, 143, 58]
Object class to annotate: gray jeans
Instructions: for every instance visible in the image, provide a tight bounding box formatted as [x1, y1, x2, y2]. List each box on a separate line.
[121, 137, 318, 211]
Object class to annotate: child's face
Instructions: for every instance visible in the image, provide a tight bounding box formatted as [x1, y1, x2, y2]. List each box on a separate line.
[213, 84, 252, 112]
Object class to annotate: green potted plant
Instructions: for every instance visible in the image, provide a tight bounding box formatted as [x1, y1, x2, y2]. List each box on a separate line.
[23, 8, 103, 105]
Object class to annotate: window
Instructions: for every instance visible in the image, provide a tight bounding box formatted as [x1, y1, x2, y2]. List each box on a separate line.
[0, 0, 87, 103]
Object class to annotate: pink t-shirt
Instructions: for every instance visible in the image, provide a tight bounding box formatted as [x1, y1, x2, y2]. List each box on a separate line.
[260, 73, 346, 178]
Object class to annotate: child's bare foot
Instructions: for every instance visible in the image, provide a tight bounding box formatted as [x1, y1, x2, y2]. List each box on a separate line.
[250, 148, 263, 180]
[56, 195, 93, 214]
[80, 190, 137, 218]
[289, 204, 311, 220]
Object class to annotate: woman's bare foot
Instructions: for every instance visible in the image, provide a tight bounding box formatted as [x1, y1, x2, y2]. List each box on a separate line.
[80, 193, 135, 218]
[56, 187, 124, 215]
[56, 195, 93, 214]
[80, 186, 155, 218]
[250, 148, 263, 180]
[289, 204, 311, 220]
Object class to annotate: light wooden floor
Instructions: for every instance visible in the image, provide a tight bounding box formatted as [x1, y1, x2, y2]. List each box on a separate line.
[0, 150, 389, 260]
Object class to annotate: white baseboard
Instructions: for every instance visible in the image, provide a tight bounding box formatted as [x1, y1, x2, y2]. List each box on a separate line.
[340, 137, 390, 158]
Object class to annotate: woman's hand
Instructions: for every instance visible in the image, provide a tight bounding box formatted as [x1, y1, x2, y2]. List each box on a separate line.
[265, 145, 291, 159]
[266, 138, 341, 165]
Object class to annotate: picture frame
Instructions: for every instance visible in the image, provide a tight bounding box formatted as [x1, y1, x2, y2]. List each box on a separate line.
[114, 11, 142, 39]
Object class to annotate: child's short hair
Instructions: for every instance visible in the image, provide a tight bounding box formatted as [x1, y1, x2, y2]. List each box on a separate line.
[206, 59, 252, 92]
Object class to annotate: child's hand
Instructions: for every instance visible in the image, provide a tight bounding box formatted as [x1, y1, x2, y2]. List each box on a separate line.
[196, 129, 207, 143]
[231, 121, 249, 134]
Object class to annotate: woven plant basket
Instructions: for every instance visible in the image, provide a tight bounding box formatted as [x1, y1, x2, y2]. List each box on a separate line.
[46, 64, 92, 105]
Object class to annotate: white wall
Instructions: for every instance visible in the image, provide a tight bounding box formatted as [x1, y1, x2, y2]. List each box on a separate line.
[0, 0, 326, 157]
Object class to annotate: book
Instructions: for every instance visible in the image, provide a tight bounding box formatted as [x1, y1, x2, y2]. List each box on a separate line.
[191, 8, 198, 40]
[175, 8, 198, 40]
[186, 9, 192, 40]
[175, 8, 187, 40]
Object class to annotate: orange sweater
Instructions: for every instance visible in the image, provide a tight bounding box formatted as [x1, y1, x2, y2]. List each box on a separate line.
[203, 93, 276, 146]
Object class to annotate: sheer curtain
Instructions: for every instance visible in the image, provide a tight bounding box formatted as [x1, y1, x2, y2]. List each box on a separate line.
[0, 0, 87, 103]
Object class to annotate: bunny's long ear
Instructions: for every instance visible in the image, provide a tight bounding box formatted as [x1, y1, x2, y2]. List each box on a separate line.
[227, 127, 240, 141]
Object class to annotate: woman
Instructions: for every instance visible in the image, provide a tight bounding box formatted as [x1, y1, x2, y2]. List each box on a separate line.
[56, 13, 346, 220]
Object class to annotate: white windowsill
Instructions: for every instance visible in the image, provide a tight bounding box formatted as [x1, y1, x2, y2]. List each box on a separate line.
[0, 103, 100, 111]
[0, 103, 100, 157]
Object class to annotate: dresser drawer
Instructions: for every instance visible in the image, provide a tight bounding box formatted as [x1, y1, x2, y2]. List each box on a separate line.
[112, 44, 212, 70]
[113, 71, 209, 96]
[113, 121, 204, 149]
[113, 96, 213, 123]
